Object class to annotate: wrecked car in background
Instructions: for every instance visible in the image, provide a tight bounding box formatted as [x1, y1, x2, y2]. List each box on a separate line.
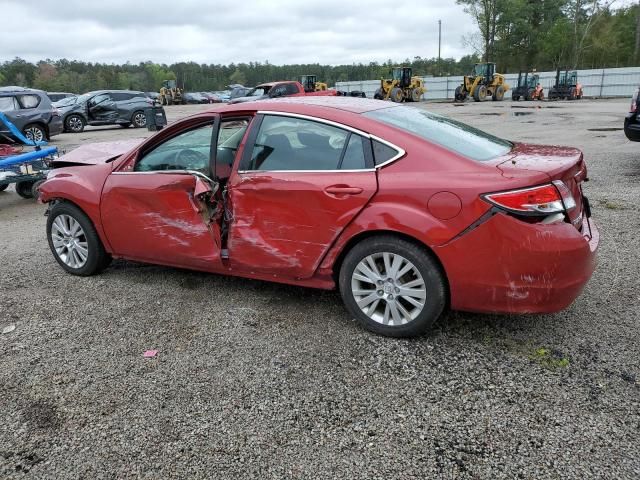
[229, 81, 337, 104]
[39, 97, 599, 338]
[0, 86, 63, 142]
[57, 90, 159, 133]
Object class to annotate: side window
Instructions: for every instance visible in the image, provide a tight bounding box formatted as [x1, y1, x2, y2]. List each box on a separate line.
[135, 123, 214, 173]
[215, 119, 250, 178]
[372, 139, 400, 166]
[89, 93, 111, 107]
[340, 134, 367, 170]
[245, 115, 350, 171]
[270, 85, 288, 98]
[284, 83, 299, 95]
[17, 94, 41, 109]
[110, 92, 130, 101]
[0, 96, 19, 112]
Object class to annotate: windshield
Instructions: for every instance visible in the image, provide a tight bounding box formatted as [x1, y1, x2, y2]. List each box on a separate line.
[364, 106, 512, 162]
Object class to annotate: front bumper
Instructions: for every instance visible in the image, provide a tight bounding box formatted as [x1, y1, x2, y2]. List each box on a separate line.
[435, 213, 599, 314]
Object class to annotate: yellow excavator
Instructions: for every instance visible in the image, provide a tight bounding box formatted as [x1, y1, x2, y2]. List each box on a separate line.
[300, 75, 328, 92]
[454, 63, 509, 102]
[159, 80, 184, 106]
[374, 67, 425, 102]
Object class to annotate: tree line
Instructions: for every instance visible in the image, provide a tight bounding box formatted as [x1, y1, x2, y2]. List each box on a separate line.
[458, 0, 639, 71]
[0, 1, 637, 93]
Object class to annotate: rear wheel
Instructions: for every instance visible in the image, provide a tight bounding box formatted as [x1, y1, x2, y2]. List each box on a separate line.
[132, 111, 146, 128]
[493, 85, 505, 101]
[64, 114, 85, 133]
[46, 202, 112, 276]
[390, 87, 404, 103]
[374, 88, 384, 100]
[23, 124, 47, 142]
[339, 236, 446, 338]
[474, 85, 487, 102]
[454, 86, 466, 102]
[15, 181, 35, 199]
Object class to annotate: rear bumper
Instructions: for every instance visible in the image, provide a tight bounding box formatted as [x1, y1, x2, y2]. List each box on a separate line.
[435, 213, 599, 314]
[48, 116, 63, 137]
[624, 115, 640, 141]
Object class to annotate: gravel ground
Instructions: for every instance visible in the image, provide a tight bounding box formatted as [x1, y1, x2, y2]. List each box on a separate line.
[1, 99, 639, 479]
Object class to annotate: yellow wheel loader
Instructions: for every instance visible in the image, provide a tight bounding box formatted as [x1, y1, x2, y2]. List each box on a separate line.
[159, 80, 184, 106]
[454, 63, 509, 102]
[300, 75, 328, 92]
[374, 67, 426, 102]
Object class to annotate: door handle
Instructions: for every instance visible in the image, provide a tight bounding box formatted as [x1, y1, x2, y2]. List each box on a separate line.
[324, 185, 363, 195]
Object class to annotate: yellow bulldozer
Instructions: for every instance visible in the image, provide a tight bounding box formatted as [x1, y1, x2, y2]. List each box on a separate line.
[300, 75, 328, 92]
[159, 80, 184, 106]
[374, 67, 425, 102]
[454, 63, 509, 102]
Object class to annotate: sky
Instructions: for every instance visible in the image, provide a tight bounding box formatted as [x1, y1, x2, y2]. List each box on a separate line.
[0, 0, 478, 65]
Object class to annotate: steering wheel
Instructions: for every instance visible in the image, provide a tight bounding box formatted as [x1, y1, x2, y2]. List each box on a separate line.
[174, 149, 207, 170]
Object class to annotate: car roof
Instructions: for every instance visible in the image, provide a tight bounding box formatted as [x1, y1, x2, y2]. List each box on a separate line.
[256, 81, 295, 87]
[0, 86, 46, 94]
[217, 96, 399, 115]
[84, 90, 145, 95]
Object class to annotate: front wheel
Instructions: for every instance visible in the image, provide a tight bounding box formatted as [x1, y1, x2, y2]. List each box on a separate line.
[339, 236, 446, 338]
[493, 85, 505, 101]
[64, 114, 85, 133]
[390, 87, 404, 103]
[46, 202, 112, 276]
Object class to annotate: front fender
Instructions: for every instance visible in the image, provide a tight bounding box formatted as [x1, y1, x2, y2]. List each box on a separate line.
[39, 164, 113, 252]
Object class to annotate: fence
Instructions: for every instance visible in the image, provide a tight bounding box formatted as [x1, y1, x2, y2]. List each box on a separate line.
[336, 67, 640, 101]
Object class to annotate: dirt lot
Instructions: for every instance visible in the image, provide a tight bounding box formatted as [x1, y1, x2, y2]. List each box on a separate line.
[1, 99, 639, 479]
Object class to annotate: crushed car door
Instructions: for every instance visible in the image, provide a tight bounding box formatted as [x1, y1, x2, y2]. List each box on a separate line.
[225, 113, 377, 279]
[88, 93, 118, 123]
[101, 119, 222, 271]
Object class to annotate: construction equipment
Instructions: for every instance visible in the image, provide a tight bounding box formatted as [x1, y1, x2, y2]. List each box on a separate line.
[454, 63, 509, 102]
[159, 80, 184, 106]
[548, 69, 583, 100]
[373, 67, 426, 102]
[511, 71, 544, 101]
[299, 75, 328, 93]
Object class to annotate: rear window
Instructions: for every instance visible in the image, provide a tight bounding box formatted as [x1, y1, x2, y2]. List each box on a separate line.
[0, 96, 19, 112]
[364, 106, 512, 161]
[17, 94, 41, 109]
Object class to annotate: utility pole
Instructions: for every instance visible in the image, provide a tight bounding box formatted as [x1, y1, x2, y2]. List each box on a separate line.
[438, 19, 442, 77]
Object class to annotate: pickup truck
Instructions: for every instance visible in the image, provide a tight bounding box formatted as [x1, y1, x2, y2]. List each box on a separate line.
[229, 81, 337, 104]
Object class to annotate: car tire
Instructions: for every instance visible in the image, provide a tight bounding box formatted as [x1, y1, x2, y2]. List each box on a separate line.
[15, 181, 35, 199]
[390, 87, 404, 103]
[64, 114, 85, 133]
[624, 119, 640, 141]
[46, 202, 112, 276]
[339, 236, 446, 338]
[0, 184, 8, 192]
[474, 85, 487, 102]
[23, 123, 47, 142]
[131, 111, 146, 128]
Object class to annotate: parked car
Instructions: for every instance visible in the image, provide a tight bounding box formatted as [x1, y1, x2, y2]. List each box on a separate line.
[230, 81, 338, 104]
[183, 92, 208, 104]
[40, 97, 598, 338]
[0, 86, 63, 142]
[624, 86, 640, 141]
[57, 90, 158, 133]
[200, 92, 221, 103]
[216, 90, 233, 102]
[47, 92, 76, 103]
[228, 85, 250, 100]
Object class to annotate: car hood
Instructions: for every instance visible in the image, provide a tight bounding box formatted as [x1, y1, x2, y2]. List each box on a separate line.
[51, 138, 144, 167]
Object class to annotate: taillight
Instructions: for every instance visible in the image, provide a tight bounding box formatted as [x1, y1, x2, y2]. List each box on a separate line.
[483, 182, 575, 216]
[631, 90, 638, 113]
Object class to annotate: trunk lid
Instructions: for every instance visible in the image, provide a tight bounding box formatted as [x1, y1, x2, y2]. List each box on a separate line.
[491, 143, 587, 229]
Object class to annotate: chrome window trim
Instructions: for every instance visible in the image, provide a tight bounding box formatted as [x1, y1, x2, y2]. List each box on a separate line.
[112, 169, 216, 184]
[255, 110, 406, 171]
[237, 168, 376, 174]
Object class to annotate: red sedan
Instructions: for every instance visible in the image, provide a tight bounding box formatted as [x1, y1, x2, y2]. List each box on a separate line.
[39, 97, 599, 337]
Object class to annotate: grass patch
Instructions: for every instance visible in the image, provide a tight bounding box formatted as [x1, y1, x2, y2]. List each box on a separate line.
[598, 199, 626, 210]
[530, 347, 570, 369]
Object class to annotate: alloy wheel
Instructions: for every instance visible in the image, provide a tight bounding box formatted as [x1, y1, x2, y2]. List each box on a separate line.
[50, 214, 89, 269]
[24, 126, 45, 142]
[351, 252, 426, 326]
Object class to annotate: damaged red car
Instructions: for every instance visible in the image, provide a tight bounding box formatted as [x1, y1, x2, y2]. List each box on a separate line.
[40, 97, 599, 337]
